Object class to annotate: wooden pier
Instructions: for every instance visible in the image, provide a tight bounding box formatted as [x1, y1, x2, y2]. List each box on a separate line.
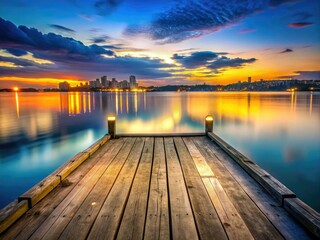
[0, 118, 319, 239]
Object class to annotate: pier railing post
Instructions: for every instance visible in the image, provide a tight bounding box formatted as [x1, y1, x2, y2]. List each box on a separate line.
[108, 116, 116, 138]
[205, 115, 213, 135]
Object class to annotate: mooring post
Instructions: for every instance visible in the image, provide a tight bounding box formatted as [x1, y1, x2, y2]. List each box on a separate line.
[108, 116, 116, 138]
[205, 115, 213, 135]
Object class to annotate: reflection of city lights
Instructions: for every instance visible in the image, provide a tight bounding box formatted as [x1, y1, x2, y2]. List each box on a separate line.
[15, 92, 20, 118]
[162, 118, 174, 130]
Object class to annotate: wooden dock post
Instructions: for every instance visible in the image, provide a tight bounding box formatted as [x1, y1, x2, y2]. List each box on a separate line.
[108, 116, 116, 138]
[205, 115, 213, 134]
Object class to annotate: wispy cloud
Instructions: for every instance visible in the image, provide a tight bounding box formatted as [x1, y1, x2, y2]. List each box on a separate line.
[280, 48, 293, 53]
[125, 0, 302, 44]
[49, 24, 75, 33]
[288, 22, 314, 28]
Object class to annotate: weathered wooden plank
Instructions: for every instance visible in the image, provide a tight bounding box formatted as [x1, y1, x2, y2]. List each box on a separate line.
[117, 137, 154, 240]
[284, 198, 320, 238]
[87, 137, 145, 240]
[29, 138, 124, 240]
[18, 134, 109, 209]
[0, 200, 29, 234]
[203, 178, 254, 240]
[18, 171, 62, 209]
[164, 137, 198, 240]
[144, 138, 170, 240]
[117, 133, 205, 137]
[194, 137, 287, 240]
[182, 137, 215, 178]
[1, 138, 116, 240]
[207, 132, 295, 205]
[82, 134, 111, 156]
[56, 152, 90, 181]
[59, 137, 136, 240]
[183, 137, 253, 240]
[174, 137, 228, 240]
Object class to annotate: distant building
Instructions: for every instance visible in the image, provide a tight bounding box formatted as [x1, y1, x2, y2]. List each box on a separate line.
[129, 75, 138, 89]
[90, 80, 100, 88]
[120, 80, 130, 89]
[101, 76, 107, 88]
[248, 77, 252, 84]
[95, 78, 101, 88]
[59, 81, 70, 91]
[110, 78, 118, 89]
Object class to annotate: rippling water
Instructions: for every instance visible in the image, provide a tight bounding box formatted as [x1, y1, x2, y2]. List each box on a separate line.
[0, 91, 319, 211]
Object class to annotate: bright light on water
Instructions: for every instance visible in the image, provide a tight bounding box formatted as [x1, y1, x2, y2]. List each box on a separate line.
[0, 91, 319, 211]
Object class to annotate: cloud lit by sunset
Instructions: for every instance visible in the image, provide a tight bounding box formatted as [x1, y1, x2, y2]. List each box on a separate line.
[0, 0, 319, 88]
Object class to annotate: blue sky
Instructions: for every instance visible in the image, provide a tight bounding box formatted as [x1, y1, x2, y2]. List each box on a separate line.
[0, 0, 319, 87]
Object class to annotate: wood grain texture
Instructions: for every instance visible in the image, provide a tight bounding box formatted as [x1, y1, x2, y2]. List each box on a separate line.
[207, 132, 295, 205]
[144, 138, 170, 240]
[0, 200, 29, 234]
[183, 137, 253, 240]
[1, 138, 116, 240]
[195, 137, 285, 240]
[164, 137, 198, 240]
[29, 138, 124, 240]
[87, 138, 145, 240]
[174, 137, 227, 240]
[58, 138, 136, 240]
[117, 137, 154, 240]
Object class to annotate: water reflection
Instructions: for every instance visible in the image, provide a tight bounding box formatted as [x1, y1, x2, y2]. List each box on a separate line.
[0, 92, 319, 211]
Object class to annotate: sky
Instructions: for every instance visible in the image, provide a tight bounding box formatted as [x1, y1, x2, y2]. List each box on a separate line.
[0, 0, 319, 88]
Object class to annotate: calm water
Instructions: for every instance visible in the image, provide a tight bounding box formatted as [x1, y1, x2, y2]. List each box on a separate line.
[0, 92, 319, 211]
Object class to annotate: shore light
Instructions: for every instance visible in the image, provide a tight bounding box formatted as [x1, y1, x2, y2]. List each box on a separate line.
[107, 115, 116, 138]
[205, 115, 214, 134]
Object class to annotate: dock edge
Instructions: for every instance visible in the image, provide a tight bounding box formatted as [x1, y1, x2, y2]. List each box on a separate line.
[0, 134, 111, 234]
[207, 131, 320, 238]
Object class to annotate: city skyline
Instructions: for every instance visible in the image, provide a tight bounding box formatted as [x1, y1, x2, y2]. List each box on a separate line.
[0, 0, 319, 88]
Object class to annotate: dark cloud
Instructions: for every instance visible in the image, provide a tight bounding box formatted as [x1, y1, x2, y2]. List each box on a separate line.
[49, 24, 75, 33]
[94, 0, 123, 16]
[280, 48, 293, 53]
[208, 56, 257, 70]
[0, 18, 113, 57]
[90, 35, 111, 43]
[269, 0, 299, 7]
[125, 0, 302, 44]
[172, 51, 219, 68]
[171, 51, 256, 74]
[288, 22, 314, 28]
[0, 18, 173, 80]
[3, 48, 28, 56]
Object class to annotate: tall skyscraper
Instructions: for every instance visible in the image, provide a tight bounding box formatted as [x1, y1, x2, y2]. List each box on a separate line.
[129, 75, 137, 89]
[101, 76, 107, 87]
[248, 76, 252, 84]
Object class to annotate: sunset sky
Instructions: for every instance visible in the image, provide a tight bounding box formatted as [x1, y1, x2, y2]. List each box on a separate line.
[0, 0, 319, 88]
